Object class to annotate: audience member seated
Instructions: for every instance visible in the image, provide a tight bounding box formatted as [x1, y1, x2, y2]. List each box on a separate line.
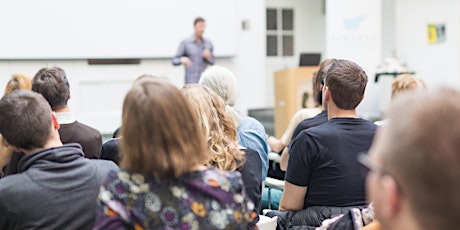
[93, 78, 257, 229]
[182, 84, 262, 215]
[199, 66, 269, 180]
[279, 58, 337, 172]
[363, 87, 460, 230]
[0, 90, 117, 229]
[314, 73, 427, 230]
[1, 73, 33, 176]
[32, 66, 102, 158]
[374, 73, 426, 126]
[261, 59, 336, 211]
[267, 59, 337, 155]
[3, 72, 32, 94]
[98, 74, 160, 165]
[98, 127, 122, 165]
[268, 60, 377, 229]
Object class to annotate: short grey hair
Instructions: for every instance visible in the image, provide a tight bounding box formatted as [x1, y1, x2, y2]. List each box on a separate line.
[199, 66, 238, 106]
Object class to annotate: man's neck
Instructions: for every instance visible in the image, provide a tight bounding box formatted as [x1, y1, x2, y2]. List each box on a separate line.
[194, 34, 202, 44]
[54, 106, 70, 113]
[327, 103, 358, 120]
[53, 107, 76, 124]
[21, 135, 63, 155]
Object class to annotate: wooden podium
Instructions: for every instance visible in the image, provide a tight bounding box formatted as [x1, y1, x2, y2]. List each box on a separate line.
[274, 66, 319, 138]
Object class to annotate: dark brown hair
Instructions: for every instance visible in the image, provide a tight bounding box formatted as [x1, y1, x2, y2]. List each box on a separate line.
[0, 90, 52, 150]
[32, 66, 70, 110]
[194, 17, 205, 26]
[324, 59, 367, 109]
[313, 59, 337, 106]
[120, 78, 209, 179]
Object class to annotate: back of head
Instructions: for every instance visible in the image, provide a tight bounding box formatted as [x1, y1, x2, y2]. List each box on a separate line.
[4, 73, 32, 96]
[199, 66, 238, 106]
[380, 87, 460, 229]
[0, 90, 52, 150]
[199, 65, 241, 125]
[325, 59, 368, 109]
[32, 66, 70, 110]
[120, 78, 208, 179]
[313, 59, 337, 106]
[391, 74, 425, 99]
[181, 84, 244, 171]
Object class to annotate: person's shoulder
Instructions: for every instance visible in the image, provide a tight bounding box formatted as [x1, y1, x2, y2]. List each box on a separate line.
[238, 116, 266, 136]
[292, 122, 333, 146]
[298, 111, 328, 128]
[0, 173, 31, 195]
[204, 168, 243, 188]
[102, 138, 120, 148]
[240, 147, 262, 166]
[184, 36, 195, 43]
[356, 118, 378, 130]
[202, 36, 213, 43]
[91, 159, 119, 174]
[240, 116, 264, 129]
[73, 121, 101, 136]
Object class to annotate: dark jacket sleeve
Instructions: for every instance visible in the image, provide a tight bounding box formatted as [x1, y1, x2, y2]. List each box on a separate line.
[266, 206, 366, 230]
[238, 148, 263, 214]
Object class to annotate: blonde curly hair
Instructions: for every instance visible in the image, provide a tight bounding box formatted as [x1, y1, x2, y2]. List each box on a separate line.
[391, 74, 425, 99]
[182, 84, 245, 171]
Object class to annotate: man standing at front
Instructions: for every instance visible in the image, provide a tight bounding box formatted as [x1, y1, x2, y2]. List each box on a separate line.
[0, 90, 117, 229]
[172, 17, 214, 84]
[279, 60, 377, 220]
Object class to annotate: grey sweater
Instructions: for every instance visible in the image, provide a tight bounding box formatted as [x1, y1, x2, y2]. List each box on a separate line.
[0, 144, 118, 230]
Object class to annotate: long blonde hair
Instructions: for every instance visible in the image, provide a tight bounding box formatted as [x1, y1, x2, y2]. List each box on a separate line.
[199, 66, 241, 126]
[182, 84, 245, 171]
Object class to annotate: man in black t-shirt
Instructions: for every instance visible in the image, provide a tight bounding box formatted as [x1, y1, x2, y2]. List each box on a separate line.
[279, 109, 328, 171]
[279, 60, 377, 212]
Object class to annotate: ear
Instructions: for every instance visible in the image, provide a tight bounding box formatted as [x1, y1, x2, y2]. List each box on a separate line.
[323, 86, 330, 102]
[51, 112, 60, 130]
[379, 175, 402, 218]
[67, 88, 71, 100]
[1, 135, 9, 148]
[1, 137, 20, 152]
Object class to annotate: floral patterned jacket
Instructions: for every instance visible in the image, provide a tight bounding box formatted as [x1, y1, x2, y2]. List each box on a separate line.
[93, 168, 257, 229]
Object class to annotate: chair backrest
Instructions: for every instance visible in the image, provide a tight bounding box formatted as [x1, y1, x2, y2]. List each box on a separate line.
[256, 215, 278, 230]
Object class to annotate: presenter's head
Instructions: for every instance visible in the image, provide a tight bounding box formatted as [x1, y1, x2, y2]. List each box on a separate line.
[194, 17, 206, 38]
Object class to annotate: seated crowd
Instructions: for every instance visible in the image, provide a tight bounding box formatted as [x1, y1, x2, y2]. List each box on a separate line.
[0, 60, 458, 230]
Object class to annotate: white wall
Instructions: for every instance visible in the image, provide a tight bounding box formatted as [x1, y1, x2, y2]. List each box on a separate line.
[395, 0, 460, 89]
[326, 0, 382, 119]
[232, 0, 267, 114]
[3, 0, 458, 135]
[0, 0, 267, 135]
[0, 0, 237, 59]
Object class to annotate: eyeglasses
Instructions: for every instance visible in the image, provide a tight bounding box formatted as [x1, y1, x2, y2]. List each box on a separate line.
[358, 153, 404, 195]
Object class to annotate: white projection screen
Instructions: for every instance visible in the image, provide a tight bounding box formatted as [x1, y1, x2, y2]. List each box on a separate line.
[0, 0, 237, 59]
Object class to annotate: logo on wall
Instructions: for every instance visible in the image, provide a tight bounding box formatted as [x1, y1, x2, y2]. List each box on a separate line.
[427, 23, 446, 44]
